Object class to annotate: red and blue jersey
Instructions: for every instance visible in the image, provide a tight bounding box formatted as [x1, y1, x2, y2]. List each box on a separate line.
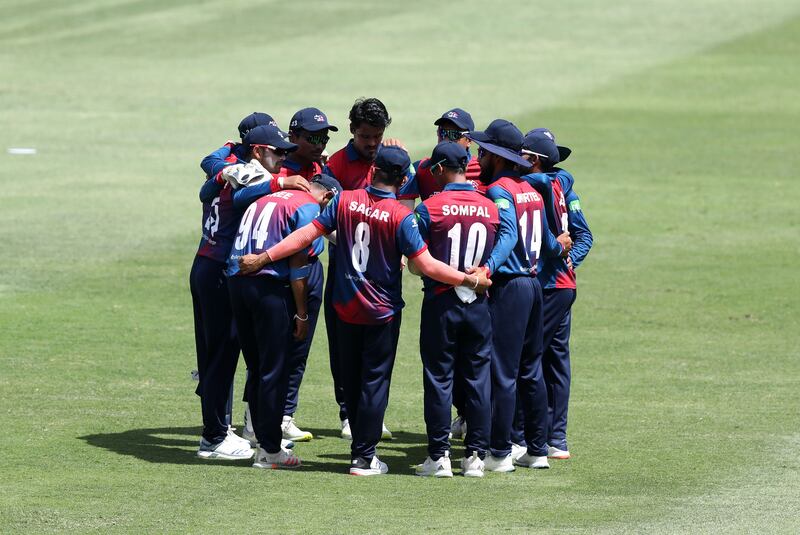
[196, 142, 242, 262]
[523, 171, 576, 290]
[398, 153, 484, 201]
[484, 171, 563, 277]
[414, 182, 499, 296]
[322, 141, 374, 191]
[277, 157, 323, 180]
[313, 186, 427, 325]
[226, 190, 322, 280]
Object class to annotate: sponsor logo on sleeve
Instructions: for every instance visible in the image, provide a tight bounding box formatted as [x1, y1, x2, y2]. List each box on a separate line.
[569, 199, 581, 212]
[494, 198, 510, 210]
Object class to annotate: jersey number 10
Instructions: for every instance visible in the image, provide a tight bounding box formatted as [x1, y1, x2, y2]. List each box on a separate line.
[447, 222, 488, 270]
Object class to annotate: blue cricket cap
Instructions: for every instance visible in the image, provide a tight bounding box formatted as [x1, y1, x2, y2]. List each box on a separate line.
[420, 141, 469, 170]
[243, 124, 297, 152]
[523, 128, 571, 164]
[468, 119, 532, 168]
[289, 107, 339, 132]
[434, 108, 475, 131]
[238, 112, 278, 140]
[374, 145, 411, 178]
[311, 173, 342, 196]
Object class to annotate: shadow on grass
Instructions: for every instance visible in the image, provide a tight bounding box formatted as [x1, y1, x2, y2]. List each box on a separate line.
[79, 426, 436, 476]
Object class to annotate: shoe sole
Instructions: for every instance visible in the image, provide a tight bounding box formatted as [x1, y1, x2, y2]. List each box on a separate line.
[283, 433, 313, 442]
[547, 454, 570, 459]
[253, 461, 301, 469]
[197, 450, 254, 461]
[350, 469, 387, 476]
[514, 462, 550, 469]
[463, 470, 484, 478]
[415, 470, 454, 478]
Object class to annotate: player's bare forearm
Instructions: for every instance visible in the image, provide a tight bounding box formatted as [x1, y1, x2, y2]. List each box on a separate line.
[289, 252, 310, 341]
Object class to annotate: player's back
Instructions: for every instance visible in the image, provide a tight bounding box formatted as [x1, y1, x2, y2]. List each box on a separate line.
[419, 186, 499, 294]
[490, 176, 549, 276]
[331, 188, 420, 324]
[227, 189, 319, 279]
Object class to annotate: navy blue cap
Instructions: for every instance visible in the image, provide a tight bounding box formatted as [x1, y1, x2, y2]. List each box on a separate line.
[243, 124, 297, 151]
[434, 108, 475, 131]
[374, 146, 411, 178]
[467, 119, 532, 168]
[522, 128, 571, 164]
[311, 173, 342, 196]
[238, 112, 277, 140]
[289, 107, 338, 132]
[420, 141, 469, 170]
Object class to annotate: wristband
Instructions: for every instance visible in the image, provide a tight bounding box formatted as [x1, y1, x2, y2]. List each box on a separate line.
[294, 313, 309, 322]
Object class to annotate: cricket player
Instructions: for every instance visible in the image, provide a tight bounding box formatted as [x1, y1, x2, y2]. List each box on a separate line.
[199, 121, 313, 450]
[226, 133, 342, 470]
[521, 128, 593, 460]
[237, 146, 491, 476]
[321, 97, 394, 440]
[279, 107, 337, 180]
[192, 113, 280, 460]
[277, 107, 339, 443]
[411, 141, 499, 478]
[398, 108, 484, 205]
[469, 119, 572, 472]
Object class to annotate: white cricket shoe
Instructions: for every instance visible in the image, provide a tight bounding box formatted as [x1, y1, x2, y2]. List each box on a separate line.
[227, 427, 250, 446]
[350, 456, 389, 476]
[197, 435, 254, 460]
[547, 445, 571, 459]
[415, 451, 453, 478]
[461, 452, 485, 478]
[242, 425, 294, 449]
[341, 419, 352, 440]
[381, 422, 393, 440]
[514, 453, 550, 469]
[281, 415, 313, 442]
[511, 443, 527, 461]
[252, 446, 301, 469]
[449, 416, 466, 440]
[484, 453, 516, 473]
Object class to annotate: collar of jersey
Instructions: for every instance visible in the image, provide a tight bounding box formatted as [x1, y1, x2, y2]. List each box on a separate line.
[443, 182, 476, 191]
[366, 185, 396, 199]
[345, 140, 361, 162]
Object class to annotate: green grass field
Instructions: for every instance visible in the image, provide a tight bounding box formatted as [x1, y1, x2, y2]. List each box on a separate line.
[2, 1, 800, 532]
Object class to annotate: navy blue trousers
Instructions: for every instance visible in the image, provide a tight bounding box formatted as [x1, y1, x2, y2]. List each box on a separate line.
[324, 255, 348, 421]
[489, 276, 548, 457]
[189, 255, 240, 444]
[336, 314, 401, 460]
[420, 291, 492, 459]
[228, 275, 294, 454]
[283, 260, 323, 416]
[542, 289, 576, 450]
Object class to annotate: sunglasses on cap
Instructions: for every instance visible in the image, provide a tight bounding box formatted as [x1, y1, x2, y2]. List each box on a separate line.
[303, 133, 330, 145]
[437, 127, 469, 142]
[252, 144, 290, 157]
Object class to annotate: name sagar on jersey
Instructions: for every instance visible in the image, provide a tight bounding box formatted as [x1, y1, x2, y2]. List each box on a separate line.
[348, 201, 390, 222]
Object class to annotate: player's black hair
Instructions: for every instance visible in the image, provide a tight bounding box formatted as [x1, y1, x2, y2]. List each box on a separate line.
[372, 168, 405, 188]
[349, 97, 391, 129]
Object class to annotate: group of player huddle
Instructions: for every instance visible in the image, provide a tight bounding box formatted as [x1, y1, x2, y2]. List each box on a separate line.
[190, 97, 593, 477]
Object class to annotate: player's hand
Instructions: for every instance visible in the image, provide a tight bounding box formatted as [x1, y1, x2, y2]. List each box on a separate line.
[238, 252, 270, 274]
[465, 266, 492, 294]
[281, 175, 312, 193]
[293, 314, 309, 341]
[557, 232, 573, 256]
[382, 138, 407, 151]
[566, 256, 574, 270]
[319, 150, 330, 165]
